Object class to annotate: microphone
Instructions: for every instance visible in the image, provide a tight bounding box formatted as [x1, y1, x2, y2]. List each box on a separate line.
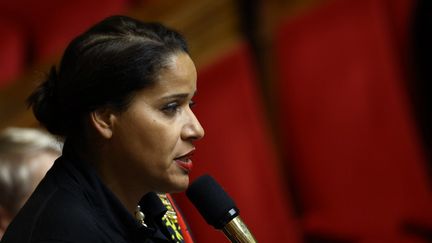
[186, 175, 257, 243]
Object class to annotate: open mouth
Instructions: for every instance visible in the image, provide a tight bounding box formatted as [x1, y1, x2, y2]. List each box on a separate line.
[174, 151, 194, 173]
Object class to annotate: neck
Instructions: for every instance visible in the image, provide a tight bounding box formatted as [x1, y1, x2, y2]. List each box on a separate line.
[74, 141, 149, 215]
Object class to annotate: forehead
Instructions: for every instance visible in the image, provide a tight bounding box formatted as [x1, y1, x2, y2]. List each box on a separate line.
[146, 53, 197, 95]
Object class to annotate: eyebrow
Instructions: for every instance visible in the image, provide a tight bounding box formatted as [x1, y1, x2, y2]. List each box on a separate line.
[160, 91, 197, 101]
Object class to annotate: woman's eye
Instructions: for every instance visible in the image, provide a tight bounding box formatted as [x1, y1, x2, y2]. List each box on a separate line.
[189, 100, 196, 109]
[162, 100, 195, 116]
[162, 102, 180, 115]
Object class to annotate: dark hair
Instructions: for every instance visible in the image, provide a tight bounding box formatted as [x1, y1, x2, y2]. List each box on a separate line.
[27, 15, 189, 138]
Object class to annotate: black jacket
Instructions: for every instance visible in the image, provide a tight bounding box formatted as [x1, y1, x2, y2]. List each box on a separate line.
[2, 150, 177, 243]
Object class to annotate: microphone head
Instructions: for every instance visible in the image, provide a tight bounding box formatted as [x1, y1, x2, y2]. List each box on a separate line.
[186, 175, 239, 229]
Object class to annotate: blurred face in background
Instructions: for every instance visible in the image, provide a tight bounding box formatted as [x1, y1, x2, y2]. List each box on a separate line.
[22, 151, 58, 206]
[0, 141, 59, 239]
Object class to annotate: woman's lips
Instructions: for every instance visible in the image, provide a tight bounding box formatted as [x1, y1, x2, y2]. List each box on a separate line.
[174, 150, 194, 173]
[175, 159, 193, 173]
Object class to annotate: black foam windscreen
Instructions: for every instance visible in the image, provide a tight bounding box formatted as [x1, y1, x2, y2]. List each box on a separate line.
[186, 175, 239, 229]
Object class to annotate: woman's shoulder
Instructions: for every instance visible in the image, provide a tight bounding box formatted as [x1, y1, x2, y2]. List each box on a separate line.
[2, 166, 104, 243]
[32, 187, 102, 241]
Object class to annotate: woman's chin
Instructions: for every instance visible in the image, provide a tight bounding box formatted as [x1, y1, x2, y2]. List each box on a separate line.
[170, 176, 190, 192]
[157, 176, 189, 193]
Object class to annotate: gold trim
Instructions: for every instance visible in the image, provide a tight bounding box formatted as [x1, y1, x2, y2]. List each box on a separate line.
[222, 216, 257, 243]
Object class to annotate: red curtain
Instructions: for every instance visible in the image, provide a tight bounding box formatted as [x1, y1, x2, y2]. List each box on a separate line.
[275, 0, 431, 241]
[0, 18, 25, 88]
[0, 0, 127, 62]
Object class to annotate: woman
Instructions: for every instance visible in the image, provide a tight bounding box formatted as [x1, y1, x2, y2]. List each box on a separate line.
[2, 15, 204, 243]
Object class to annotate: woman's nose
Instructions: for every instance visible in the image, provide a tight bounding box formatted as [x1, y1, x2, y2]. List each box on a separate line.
[182, 110, 205, 141]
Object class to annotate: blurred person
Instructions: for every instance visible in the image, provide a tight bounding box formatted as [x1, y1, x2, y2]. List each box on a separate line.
[0, 127, 61, 238]
[2, 15, 204, 243]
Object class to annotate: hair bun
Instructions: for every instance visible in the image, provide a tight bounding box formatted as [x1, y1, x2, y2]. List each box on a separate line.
[27, 66, 69, 136]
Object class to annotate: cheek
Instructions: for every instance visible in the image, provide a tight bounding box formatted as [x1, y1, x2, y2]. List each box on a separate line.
[125, 122, 179, 166]
[114, 108, 182, 168]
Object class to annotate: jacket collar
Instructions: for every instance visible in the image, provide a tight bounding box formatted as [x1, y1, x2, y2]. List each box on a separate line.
[59, 142, 170, 242]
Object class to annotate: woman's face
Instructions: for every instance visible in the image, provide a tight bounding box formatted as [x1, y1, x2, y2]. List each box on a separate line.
[109, 52, 204, 194]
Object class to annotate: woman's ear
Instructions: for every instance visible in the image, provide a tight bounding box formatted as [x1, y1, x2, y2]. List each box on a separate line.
[89, 108, 116, 139]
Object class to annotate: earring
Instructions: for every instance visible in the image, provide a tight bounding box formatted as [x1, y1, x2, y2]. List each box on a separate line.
[135, 205, 147, 227]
